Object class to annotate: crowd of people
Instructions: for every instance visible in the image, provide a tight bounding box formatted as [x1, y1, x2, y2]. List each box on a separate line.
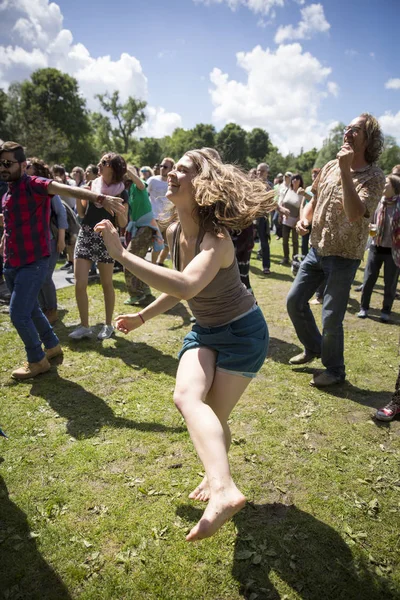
[1, 111, 400, 541]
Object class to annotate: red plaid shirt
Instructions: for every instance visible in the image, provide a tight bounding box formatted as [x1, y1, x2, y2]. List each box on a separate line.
[2, 174, 52, 268]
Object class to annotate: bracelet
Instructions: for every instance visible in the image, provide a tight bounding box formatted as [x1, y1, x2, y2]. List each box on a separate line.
[138, 312, 145, 324]
[97, 194, 106, 206]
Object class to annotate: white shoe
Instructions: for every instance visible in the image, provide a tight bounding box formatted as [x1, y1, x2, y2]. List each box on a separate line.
[357, 308, 368, 319]
[97, 324, 114, 340]
[69, 326, 94, 340]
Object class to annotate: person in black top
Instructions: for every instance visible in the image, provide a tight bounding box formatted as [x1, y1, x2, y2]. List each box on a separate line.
[70, 153, 128, 340]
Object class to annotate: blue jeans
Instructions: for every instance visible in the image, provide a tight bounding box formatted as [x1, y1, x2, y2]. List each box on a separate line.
[38, 239, 58, 311]
[4, 257, 59, 363]
[286, 247, 360, 378]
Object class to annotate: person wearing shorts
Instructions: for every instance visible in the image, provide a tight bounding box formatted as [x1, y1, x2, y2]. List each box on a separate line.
[70, 152, 128, 341]
[95, 148, 275, 542]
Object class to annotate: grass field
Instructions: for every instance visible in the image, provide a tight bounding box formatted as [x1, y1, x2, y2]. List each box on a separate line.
[0, 238, 399, 600]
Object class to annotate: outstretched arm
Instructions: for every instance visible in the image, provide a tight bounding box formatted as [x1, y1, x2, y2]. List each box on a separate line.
[48, 181, 125, 217]
[94, 219, 229, 300]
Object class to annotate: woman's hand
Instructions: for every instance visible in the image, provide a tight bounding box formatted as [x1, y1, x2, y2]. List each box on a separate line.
[94, 219, 124, 259]
[115, 313, 144, 334]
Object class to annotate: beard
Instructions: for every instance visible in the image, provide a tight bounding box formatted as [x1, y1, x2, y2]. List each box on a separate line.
[0, 166, 22, 181]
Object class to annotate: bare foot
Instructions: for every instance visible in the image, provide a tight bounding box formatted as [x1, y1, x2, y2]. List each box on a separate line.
[188, 476, 210, 502]
[186, 487, 246, 542]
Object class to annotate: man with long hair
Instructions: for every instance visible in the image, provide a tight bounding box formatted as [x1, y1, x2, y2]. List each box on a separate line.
[287, 114, 385, 387]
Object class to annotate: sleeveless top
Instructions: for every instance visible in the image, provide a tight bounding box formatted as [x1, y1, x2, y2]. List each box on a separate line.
[171, 223, 255, 327]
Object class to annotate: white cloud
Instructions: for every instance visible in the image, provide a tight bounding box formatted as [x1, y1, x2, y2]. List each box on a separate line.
[209, 43, 337, 154]
[138, 107, 182, 138]
[379, 111, 400, 143]
[275, 4, 330, 44]
[385, 78, 400, 90]
[194, 0, 284, 16]
[327, 81, 339, 97]
[0, 0, 181, 137]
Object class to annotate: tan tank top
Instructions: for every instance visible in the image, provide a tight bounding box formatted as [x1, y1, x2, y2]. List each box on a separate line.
[172, 223, 255, 327]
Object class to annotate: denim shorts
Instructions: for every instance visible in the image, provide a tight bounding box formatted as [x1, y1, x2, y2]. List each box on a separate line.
[178, 306, 269, 378]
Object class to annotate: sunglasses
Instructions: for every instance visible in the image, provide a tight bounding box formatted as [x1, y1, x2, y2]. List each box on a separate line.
[0, 159, 19, 168]
[343, 125, 362, 135]
[161, 164, 171, 169]
[100, 159, 111, 167]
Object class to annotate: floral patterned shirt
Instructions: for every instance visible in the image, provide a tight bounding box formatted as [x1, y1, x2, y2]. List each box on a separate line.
[310, 160, 385, 260]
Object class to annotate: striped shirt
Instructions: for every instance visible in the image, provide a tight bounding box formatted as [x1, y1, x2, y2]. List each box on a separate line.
[2, 174, 52, 267]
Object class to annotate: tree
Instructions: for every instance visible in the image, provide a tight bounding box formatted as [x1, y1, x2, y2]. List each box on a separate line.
[189, 123, 216, 150]
[216, 123, 248, 165]
[89, 112, 113, 155]
[12, 69, 96, 166]
[379, 135, 400, 173]
[247, 128, 271, 163]
[96, 91, 146, 154]
[137, 137, 162, 166]
[294, 148, 318, 184]
[314, 123, 345, 168]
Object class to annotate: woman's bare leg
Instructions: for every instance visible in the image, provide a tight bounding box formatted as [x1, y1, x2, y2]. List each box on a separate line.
[189, 369, 250, 502]
[174, 348, 249, 541]
[74, 258, 91, 327]
[97, 262, 115, 325]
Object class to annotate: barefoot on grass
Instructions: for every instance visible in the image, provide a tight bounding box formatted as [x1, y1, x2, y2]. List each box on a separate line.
[186, 490, 246, 542]
[188, 476, 210, 502]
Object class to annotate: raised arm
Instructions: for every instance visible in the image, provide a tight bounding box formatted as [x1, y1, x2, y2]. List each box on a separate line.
[337, 144, 367, 221]
[48, 181, 124, 217]
[94, 219, 229, 300]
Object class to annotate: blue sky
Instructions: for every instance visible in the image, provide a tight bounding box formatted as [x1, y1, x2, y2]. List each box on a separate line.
[1, 0, 399, 154]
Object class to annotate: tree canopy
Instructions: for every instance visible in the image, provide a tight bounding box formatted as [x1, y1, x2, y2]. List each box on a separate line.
[1, 68, 399, 177]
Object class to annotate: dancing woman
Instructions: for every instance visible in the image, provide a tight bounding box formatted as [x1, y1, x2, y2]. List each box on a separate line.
[95, 149, 276, 541]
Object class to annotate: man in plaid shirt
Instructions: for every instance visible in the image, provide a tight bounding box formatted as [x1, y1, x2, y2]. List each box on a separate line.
[0, 141, 125, 379]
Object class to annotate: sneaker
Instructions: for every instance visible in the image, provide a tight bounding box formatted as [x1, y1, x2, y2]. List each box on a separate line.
[375, 401, 400, 422]
[66, 265, 74, 274]
[357, 308, 368, 319]
[279, 259, 290, 265]
[262, 268, 271, 275]
[354, 284, 363, 292]
[289, 351, 320, 365]
[69, 326, 93, 340]
[310, 371, 344, 387]
[380, 312, 390, 323]
[97, 324, 114, 340]
[12, 357, 51, 380]
[60, 261, 73, 271]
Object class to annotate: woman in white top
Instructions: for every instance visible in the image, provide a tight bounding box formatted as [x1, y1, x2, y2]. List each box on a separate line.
[280, 174, 303, 265]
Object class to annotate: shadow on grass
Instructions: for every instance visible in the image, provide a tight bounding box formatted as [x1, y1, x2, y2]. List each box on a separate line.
[52, 319, 180, 378]
[25, 373, 184, 439]
[232, 502, 398, 600]
[176, 502, 398, 600]
[268, 336, 301, 364]
[0, 460, 72, 600]
[291, 366, 392, 411]
[250, 264, 294, 282]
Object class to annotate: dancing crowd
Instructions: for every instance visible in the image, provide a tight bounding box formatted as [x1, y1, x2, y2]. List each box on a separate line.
[1, 111, 400, 541]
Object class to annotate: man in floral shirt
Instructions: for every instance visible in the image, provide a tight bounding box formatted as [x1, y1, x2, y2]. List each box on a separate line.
[286, 114, 385, 387]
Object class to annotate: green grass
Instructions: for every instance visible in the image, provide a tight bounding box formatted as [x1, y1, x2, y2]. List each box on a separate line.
[0, 238, 399, 600]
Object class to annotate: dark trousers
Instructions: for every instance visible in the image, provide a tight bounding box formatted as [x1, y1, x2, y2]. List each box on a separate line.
[257, 217, 270, 270]
[282, 224, 298, 262]
[361, 245, 399, 314]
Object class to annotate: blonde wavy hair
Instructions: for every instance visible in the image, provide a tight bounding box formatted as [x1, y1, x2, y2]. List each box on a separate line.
[163, 148, 276, 235]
